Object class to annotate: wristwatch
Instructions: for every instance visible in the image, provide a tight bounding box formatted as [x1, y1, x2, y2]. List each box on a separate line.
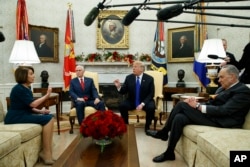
[195, 103, 200, 110]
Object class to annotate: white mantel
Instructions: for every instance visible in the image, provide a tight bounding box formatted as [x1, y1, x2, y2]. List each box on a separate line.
[77, 62, 151, 84]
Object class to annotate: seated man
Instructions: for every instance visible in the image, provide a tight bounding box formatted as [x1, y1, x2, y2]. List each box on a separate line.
[146, 64, 250, 163]
[69, 65, 106, 125]
[113, 61, 156, 133]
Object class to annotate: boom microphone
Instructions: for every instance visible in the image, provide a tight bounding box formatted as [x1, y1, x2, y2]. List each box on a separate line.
[157, 4, 184, 21]
[0, 31, 5, 42]
[208, 54, 225, 60]
[84, 7, 100, 26]
[122, 7, 140, 26]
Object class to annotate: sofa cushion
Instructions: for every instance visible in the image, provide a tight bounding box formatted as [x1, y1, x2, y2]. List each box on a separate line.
[0, 124, 42, 142]
[197, 129, 250, 167]
[183, 125, 223, 143]
[243, 110, 250, 129]
[0, 132, 21, 159]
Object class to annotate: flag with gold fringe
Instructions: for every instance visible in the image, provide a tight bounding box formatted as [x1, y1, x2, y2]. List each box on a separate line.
[151, 21, 168, 85]
[16, 0, 29, 40]
[193, 1, 209, 88]
[63, 4, 76, 91]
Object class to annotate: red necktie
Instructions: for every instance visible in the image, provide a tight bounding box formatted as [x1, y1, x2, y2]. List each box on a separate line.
[80, 78, 85, 90]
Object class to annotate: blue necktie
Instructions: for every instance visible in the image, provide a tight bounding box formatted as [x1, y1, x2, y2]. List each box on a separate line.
[135, 77, 140, 106]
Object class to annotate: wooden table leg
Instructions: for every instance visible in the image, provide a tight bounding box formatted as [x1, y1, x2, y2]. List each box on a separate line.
[56, 103, 60, 135]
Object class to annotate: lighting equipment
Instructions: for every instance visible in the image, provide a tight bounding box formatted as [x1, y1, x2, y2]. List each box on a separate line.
[9, 40, 40, 66]
[197, 39, 226, 87]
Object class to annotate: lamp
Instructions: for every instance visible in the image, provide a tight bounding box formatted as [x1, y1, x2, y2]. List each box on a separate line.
[197, 39, 226, 87]
[9, 40, 40, 66]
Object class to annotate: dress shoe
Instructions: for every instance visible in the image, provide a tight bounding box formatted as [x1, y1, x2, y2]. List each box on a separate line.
[152, 152, 175, 163]
[146, 130, 168, 141]
[144, 126, 150, 133]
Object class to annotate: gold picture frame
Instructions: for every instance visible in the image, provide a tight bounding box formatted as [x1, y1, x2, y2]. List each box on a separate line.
[97, 10, 129, 49]
[29, 24, 59, 63]
[167, 26, 196, 63]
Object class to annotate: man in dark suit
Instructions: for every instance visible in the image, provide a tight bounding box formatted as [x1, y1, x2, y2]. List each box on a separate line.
[69, 65, 106, 125]
[113, 61, 156, 133]
[147, 64, 250, 163]
[215, 39, 237, 86]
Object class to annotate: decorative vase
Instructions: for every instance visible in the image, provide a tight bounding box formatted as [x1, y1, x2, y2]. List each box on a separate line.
[95, 138, 112, 153]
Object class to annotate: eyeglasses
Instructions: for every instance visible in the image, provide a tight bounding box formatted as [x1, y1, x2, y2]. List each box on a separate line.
[75, 70, 82, 72]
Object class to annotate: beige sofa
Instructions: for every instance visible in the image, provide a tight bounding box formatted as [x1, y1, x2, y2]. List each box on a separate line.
[176, 108, 250, 167]
[0, 101, 42, 167]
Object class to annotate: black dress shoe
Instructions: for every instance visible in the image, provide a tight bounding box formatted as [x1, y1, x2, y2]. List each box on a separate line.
[152, 152, 175, 163]
[146, 130, 168, 141]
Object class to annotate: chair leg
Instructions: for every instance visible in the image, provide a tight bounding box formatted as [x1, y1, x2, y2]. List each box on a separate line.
[69, 116, 75, 134]
[153, 117, 158, 130]
[159, 112, 163, 125]
[137, 115, 140, 123]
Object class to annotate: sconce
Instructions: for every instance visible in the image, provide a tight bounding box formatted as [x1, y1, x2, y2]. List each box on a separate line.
[197, 39, 226, 87]
[9, 40, 40, 67]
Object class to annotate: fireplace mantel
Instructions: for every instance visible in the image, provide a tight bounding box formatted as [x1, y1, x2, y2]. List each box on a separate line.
[77, 62, 151, 84]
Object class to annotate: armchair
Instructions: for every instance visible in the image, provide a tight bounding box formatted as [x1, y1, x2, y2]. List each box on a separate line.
[128, 70, 164, 130]
[68, 71, 103, 134]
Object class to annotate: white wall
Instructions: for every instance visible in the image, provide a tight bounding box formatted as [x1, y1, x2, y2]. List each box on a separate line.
[0, 0, 249, 108]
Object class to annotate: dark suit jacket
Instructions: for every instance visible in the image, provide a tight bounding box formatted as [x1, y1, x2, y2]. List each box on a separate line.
[118, 73, 155, 105]
[225, 51, 237, 66]
[234, 43, 250, 84]
[206, 82, 250, 128]
[69, 77, 99, 101]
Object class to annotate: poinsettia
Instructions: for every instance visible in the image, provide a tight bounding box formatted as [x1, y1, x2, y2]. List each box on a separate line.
[80, 110, 127, 140]
[123, 54, 135, 65]
[84, 53, 102, 62]
[139, 53, 151, 62]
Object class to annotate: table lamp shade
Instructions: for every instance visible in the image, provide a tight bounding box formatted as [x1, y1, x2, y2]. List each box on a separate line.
[197, 39, 226, 63]
[9, 40, 40, 64]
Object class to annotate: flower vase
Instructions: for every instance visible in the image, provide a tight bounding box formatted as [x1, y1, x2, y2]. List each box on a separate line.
[95, 138, 112, 153]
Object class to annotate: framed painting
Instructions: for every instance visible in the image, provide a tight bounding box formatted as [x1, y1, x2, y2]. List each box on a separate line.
[29, 24, 59, 63]
[167, 26, 196, 63]
[97, 10, 129, 49]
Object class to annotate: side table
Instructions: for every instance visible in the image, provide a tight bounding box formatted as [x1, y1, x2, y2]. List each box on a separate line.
[33, 87, 63, 115]
[163, 86, 199, 111]
[163, 87, 199, 100]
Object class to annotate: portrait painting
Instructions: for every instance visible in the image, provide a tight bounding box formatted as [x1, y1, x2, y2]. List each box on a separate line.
[29, 25, 59, 63]
[97, 10, 129, 49]
[167, 26, 196, 63]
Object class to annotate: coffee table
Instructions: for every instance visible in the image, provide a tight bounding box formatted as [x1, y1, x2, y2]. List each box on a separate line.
[52, 125, 139, 167]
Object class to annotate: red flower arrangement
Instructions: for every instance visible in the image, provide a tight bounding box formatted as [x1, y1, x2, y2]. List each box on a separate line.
[80, 110, 127, 140]
[139, 53, 152, 62]
[84, 53, 102, 62]
[123, 54, 135, 65]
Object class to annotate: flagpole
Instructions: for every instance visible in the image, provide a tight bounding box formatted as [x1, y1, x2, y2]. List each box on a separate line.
[63, 3, 76, 91]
